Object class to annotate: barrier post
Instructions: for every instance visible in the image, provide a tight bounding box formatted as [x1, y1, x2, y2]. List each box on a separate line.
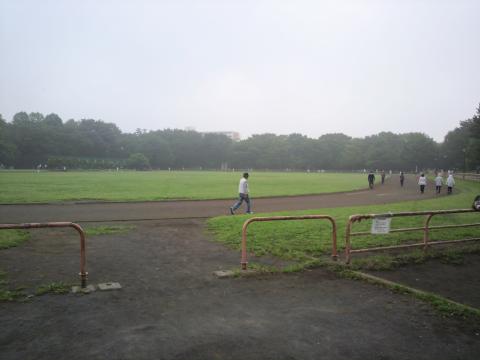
[241, 215, 337, 270]
[0, 222, 88, 287]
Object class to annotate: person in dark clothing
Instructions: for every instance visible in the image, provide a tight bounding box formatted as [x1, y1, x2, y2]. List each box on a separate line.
[399, 171, 405, 187]
[381, 170, 386, 185]
[368, 172, 375, 189]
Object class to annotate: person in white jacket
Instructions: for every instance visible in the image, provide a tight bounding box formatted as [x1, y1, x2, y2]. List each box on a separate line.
[434, 174, 444, 194]
[446, 174, 455, 194]
[418, 173, 427, 194]
[230, 172, 253, 214]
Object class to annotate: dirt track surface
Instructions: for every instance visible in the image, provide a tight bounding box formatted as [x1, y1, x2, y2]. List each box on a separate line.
[0, 176, 444, 223]
[1, 176, 479, 359]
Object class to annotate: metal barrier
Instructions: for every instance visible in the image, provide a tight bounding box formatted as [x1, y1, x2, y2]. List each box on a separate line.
[457, 173, 480, 181]
[0, 222, 88, 287]
[241, 215, 337, 270]
[345, 209, 480, 264]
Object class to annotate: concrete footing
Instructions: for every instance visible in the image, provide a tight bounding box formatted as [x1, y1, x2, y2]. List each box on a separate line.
[71, 282, 122, 294]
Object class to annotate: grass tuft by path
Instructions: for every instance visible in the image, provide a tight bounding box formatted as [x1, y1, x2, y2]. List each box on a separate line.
[0, 230, 30, 249]
[35, 282, 71, 296]
[0, 271, 27, 301]
[349, 244, 480, 271]
[84, 225, 136, 236]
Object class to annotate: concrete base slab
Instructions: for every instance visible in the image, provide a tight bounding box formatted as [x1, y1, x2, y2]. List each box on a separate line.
[213, 270, 236, 278]
[213, 269, 258, 278]
[98, 282, 122, 291]
[71, 284, 96, 294]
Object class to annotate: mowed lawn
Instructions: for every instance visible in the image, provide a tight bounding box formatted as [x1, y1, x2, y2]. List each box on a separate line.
[0, 170, 368, 203]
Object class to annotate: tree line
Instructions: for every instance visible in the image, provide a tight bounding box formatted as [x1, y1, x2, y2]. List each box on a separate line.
[0, 105, 479, 171]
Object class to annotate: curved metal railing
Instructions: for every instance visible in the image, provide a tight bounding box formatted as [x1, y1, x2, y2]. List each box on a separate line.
[241, 215, 337, 270]
[0, 222, 88, 287]
[345, 209, 480, 264]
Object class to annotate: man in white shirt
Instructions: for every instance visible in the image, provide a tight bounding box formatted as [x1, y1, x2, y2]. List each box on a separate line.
[230, 172, 253, 214]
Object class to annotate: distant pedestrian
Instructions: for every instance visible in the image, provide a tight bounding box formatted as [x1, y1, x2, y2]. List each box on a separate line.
[434, 174, 444, 194]
[446, 174, 455, 194]
[418, 173, 427, 194]
[399, 171, 405, 187]
[230, 172, 253, 214]
[381, 170, 386, 185]
[368, 171, 375, 189]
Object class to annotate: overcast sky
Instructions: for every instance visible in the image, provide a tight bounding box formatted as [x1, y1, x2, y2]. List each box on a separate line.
[1, 0, 479, 141]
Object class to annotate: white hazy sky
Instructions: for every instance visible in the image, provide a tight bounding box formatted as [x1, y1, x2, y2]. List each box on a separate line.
[1, 0, 479, 141]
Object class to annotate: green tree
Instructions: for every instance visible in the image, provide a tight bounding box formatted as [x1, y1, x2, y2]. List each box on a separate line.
[126, 153, 150, 170]
[441, 103, 480, 171]
[0, 114, 16, 166]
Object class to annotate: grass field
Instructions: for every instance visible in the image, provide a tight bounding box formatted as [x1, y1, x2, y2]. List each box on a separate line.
[0, 170, 368, 203]
[0, 230, 29, 250]
[207, 180, 480, 264]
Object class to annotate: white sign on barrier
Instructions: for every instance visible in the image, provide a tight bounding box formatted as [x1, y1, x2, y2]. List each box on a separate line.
[371, 217, 391, 234]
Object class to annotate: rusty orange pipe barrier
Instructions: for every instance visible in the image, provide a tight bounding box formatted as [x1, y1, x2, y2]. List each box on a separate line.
[0, 222, 88, 287]
[345, 209, 480, 264]
[241, 215, 337, 270]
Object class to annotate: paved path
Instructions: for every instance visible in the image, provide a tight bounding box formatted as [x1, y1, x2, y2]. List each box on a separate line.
[0, 176, 442, 223]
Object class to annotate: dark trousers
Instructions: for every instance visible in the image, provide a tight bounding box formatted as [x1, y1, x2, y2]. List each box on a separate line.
[420, 185, 425, 193]
[232, 193, 251, 213]
[436, 185, 441, 193]
[447, 186, 453, 194]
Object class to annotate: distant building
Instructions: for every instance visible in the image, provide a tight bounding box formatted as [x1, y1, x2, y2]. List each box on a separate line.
[202, 131, 241, 141]
[184, 127, 241, 141]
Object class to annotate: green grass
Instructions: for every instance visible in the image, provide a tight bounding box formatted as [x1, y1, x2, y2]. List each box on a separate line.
[0, 230, 30, 249]
[35, 282, 71, 296]
[85, 225, 136, 236]
[0, 271, 27, 301]
[207, 180, 480, 263]
[349, 244, 480, 271]
[0, 170, 369, 203]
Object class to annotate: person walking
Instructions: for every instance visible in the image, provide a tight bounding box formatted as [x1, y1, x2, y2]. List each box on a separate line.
[368, 171, 375, 189]
[381, 170, 386, 185]
[434, 173, 444, 194]
[418, 173, 427, 194]
[446, 173, 455, 194]
[399, 171, 405, 187]
[230, 172, 253, 214]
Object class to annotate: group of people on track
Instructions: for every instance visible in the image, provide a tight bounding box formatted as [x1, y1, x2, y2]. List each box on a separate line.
[367, 170, 456, 195]
[414, 171, 455, 194]
[228, 169, 459, 216]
